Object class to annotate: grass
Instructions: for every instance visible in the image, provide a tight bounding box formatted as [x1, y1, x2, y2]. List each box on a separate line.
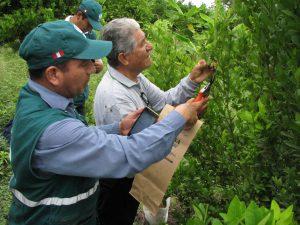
[0, 46, 27, 128]
[0, 156, 11, 225]
[0, 46, 27, 224]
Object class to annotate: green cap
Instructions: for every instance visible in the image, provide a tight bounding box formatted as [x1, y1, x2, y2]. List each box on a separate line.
[79, 0, 102, 31]
[19, 20, 112, 69]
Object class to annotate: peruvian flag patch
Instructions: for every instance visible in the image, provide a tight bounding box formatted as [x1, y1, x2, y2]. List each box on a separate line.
[52, 50, 65, 60]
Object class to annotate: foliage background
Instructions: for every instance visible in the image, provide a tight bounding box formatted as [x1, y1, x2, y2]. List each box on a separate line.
[0, 0, 299, 224]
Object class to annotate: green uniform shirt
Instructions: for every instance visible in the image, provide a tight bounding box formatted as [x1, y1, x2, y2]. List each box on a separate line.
[9, 84, 99, 225]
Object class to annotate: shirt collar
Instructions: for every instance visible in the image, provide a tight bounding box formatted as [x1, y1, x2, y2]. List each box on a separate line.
[65, 15, 88, 37]
[108, 65, 141, 88]
[28, 79, 73, 110]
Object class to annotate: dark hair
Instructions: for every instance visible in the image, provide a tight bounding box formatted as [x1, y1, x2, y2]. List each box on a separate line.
[76, 9, 87, 19]
[29, 67, 46, 80]
[28, 61, 69, 80]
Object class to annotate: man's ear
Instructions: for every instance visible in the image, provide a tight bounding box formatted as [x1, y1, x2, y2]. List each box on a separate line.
[76, 11, 85, 21]
[44, 66, 62, 86]
[118, 53, 129, 66]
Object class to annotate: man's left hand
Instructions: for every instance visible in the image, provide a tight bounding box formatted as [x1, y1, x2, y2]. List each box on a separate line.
[189, 59, 215, 83]
[94, 59, 104, 74]
[120, 108, 144, 136]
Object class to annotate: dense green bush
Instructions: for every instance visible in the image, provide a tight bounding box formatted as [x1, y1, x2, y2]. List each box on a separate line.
[0, 0, 210, 43]
[161, 0, 210, 38]
[0, 0, 173, 43]
[144, 0, 299, 221]
[0, 0, 81, 43]
[101, 0, 154, 26]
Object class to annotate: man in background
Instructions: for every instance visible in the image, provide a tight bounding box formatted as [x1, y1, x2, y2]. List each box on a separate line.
[66, 0, 104, 114]
[94, 18, 215, 225]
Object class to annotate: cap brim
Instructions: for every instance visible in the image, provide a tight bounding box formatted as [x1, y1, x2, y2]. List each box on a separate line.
[88, 17, 101, 31]
[73, 39, 112, 60]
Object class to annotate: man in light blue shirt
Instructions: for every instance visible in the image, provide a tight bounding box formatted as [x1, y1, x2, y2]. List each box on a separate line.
[94, 18, 214, 225]
[9, 20, 208, 225]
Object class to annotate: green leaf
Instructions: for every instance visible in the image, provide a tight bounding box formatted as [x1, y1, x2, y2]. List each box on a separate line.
[281, 10, 297, 19]
[291, 34, 300, 47]
[258, 98, 266, 115]
[271, 200, 281, 220]
[173, 32, 191, 43]
[255, 123, 263, 130]
[245, 202, 259, 225]
[295, 112, 300, 125]
[239, 111, 253, 123]
[283, 141, 300, 150]
[245, 201, 269, 225]
[220, 213, 229, 222]
[257, 213, 271, 225]
[187, 218, 202, 225]
[280, 131, 294, 139]
[226, 196, 246, 222]
[186, 7, 200, 17]
[279, 205, 293, 222]
[212, 219, 223, 225]
[193, 204, 204, 221]
[187, 24, 196, 33]
[295, 67, 300, 82]
[167, 0, 183, 14]
[200, 13, 214, 26]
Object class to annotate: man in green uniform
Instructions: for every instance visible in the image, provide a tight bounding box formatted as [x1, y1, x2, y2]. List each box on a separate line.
[66, 0, 104, 114]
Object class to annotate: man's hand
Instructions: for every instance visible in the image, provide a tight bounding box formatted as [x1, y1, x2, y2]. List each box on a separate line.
[120, 108, 144, 136]
[189, 59, 216, 83]
[175, 97, 209, 130]
[94, 59, 104, 74]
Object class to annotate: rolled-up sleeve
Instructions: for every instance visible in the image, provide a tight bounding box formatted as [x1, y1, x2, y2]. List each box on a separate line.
[32, 111, 186, 178]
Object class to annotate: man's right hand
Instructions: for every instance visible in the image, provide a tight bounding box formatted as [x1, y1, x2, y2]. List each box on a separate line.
[120, 108, 144, 136]
[175, 97, 209, 129]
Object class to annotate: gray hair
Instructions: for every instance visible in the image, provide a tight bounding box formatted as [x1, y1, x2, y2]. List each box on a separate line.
[102, 18, 140, 67]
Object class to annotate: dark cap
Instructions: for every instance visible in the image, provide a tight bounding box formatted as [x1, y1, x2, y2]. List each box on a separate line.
[79, 0, 102, 31]
[19, 20, 112, 69]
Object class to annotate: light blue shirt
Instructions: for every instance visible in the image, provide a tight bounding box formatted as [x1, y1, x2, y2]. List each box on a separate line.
[29, 80, 186, 178]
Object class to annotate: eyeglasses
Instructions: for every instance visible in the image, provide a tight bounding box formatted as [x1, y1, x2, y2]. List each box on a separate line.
[140, 92, 150, 106]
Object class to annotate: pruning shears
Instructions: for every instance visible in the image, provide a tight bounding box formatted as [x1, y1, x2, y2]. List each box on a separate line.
[193, 67, 216, 102]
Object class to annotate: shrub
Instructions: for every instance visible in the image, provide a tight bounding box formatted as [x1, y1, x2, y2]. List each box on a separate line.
[187, 196, 296, 225]
[144, 0, 299, 221]
[0, 0, 81, 43]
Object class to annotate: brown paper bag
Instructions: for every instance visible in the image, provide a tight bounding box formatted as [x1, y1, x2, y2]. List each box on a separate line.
[130, 104, 203, 215]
